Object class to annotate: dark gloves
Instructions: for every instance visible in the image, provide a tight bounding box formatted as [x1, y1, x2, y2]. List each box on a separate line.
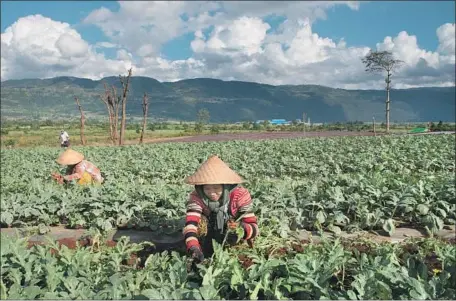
[226, 232, 240, 245]
[189, 246, 204, 263]
[226, 219, 248, 246]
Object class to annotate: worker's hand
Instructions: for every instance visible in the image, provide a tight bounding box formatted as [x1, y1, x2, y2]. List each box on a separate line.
[226, 224, 245, 246]
[56, 175, 64, 184]
[227, 220, 239, 230]
[51, 172, 64, 184]
[227, 232, 240, 245]
[189, 246, 204, 263]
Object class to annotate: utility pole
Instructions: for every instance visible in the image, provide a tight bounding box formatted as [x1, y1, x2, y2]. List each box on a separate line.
[302, 112, 306, 134]
[373, 116, 376, 136]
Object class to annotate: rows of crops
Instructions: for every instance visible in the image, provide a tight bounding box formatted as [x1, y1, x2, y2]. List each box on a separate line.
[1, 135, 455, 235]
[2, 232, 455, 299]
[1, 134, 456, 299]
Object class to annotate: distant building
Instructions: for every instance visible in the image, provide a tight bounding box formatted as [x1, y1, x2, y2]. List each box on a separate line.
[255, 119, 293, 125]
[270, 119, 289, 125]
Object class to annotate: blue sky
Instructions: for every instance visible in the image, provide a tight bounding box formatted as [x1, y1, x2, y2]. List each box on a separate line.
[1, 1, 454, 89]
[2, 1, 454, 60]
[313, 1, 455, 51]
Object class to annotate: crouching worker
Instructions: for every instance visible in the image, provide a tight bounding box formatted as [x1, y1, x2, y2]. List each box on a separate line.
[183, 155, 259, 263]
[51, 149, 104, 185]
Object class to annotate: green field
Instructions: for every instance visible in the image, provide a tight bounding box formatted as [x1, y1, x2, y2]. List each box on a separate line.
[1, 134, 455, 299]
[3, 119, 453, 149]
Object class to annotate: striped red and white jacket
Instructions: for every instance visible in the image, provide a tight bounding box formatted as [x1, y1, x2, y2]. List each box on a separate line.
[183, 186, 259, 251]
[63, 160, 103, 183]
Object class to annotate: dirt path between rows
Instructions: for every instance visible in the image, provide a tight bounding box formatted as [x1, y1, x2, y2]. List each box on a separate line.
[59, 131, 380, 148]
[143, 131, 381, 145]
[87, 135, 195, 147]
[2, 225, 454, 251]
[1, 131, 390, 150]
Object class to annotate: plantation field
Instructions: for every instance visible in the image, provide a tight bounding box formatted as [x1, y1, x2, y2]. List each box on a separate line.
[3, 119, 438, 148]
[1, 134, 454, 234]
[1, 134, 455, 299]
[2, 233, 455, 299]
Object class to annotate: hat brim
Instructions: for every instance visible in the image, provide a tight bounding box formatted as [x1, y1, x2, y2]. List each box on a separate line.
[56, 149, 84, 165]
[184, 178, 244, 185]
[184, 155, 244, 185]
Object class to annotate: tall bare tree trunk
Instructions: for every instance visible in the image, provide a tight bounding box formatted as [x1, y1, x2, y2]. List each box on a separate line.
[74, 97, 86, 145]
[100, 83, 114, 144]
[100, 83, 125, 145]
[302, 112, 306, 133]
[119, 68, 133, 145]
[140, 93, 149, 144]
[112, 86, 119, 143]
[106, 102, 114, 140]
[385, 71, 391, 133]
[362, 51, 402, 136]
[105, 85, 114, 142]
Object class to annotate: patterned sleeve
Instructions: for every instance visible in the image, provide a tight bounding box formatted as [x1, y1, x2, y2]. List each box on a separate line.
[63, 162, 85, 181]
[182, 191, 204, 251]
[231, 187, 259, 240]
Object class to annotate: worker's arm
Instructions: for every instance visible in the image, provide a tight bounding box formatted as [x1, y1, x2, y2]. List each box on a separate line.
[232, 187, 259, 240]
[63, 162, 85, 181]
[183, 192, 204, 252]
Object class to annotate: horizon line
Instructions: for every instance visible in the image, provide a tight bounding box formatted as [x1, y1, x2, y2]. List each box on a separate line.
[2, 75, 455, 92]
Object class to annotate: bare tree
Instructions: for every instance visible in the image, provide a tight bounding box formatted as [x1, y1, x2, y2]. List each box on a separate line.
[195, 108, 210, 133]
[74, 97, 86, 145]
[139, 93, 149, 144]
[111, 86, 120, 142]
[100, 83, 121, 144]
[100, 83, 114, 142]
[119, 68, 133, 145]
[362, 50, 403, 133]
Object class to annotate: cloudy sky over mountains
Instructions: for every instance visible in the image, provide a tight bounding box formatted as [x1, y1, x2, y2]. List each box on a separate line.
[1, 1, 454, 89]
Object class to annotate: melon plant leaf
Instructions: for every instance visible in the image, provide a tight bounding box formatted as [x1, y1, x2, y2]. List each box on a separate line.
[382, 218, 396, 236]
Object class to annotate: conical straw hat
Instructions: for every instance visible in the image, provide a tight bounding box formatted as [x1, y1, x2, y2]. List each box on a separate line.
[185, 155, 244, 185]
[56, 149, 84, 165]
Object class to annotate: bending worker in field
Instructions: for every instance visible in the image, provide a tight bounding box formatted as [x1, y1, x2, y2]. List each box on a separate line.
[183, 155, 259, 263]
[51, 149, 104, 185]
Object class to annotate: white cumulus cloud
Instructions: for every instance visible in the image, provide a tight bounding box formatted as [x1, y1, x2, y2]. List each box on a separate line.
[192, 17, 271, 56]
[375, 25, 455, 88]
[437, 23, 455, 55]
[1, 2, 455, 90]
[1, 14, 135, 80]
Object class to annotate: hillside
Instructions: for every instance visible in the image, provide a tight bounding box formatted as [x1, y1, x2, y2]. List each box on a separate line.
[1, 76, 454, 122]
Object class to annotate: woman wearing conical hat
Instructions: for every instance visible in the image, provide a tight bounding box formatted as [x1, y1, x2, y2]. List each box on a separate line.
[51, 149, 104, 185]
[183, 155, 259, 263]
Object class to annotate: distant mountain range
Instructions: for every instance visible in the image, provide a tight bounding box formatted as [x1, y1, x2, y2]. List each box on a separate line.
[1, 76, 454, 123]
